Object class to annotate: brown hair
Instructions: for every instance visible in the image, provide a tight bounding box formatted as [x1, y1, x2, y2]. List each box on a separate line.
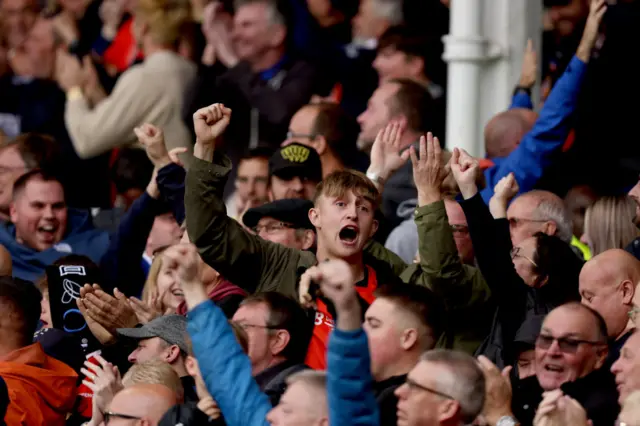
[584, 195, 639, 256]
[313, 169, 379, 208]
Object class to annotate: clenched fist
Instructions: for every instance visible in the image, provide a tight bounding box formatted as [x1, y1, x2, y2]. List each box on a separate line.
[134, 123, 170, 168]
[193, 103, 232, 146]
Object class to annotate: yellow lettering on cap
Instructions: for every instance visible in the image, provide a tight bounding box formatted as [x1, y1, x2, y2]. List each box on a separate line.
[281, 145, 310, 163]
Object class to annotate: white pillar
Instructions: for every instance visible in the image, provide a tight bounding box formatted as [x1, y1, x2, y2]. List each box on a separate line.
[443, 0, 542, 157]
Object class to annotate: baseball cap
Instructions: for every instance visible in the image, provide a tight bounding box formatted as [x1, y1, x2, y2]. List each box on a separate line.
[269, 143, 322, 182]
[117, 315, 188, 354]
[242, 198, 315, 231]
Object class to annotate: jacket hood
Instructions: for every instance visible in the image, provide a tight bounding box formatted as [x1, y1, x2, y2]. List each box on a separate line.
[0, 343, 77, 424]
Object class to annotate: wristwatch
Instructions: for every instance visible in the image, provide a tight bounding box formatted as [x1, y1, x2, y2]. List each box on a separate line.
[366, 171, 384, 187]
[496, 416, 519, 426]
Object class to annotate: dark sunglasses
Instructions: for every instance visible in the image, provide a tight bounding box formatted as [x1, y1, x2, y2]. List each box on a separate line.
[536, 334, 604, 354]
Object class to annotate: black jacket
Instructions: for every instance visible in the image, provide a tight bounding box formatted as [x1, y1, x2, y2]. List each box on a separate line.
[254, 360, 309, 406]
[512, 367, 619, 426]
[159, 401, 226, 426]
[374, 374, 406, 426]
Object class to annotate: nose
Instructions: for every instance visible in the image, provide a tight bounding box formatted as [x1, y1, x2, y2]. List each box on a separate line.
[290, 177, 303, 191]
[395, 383, 408, 398]
[357, 111, 365, 125]
[128, 350, 137, 364]
[265, 407, 276, 424]
[43, 205, 54, 218]
[546, 339, 562, 356]
[611, 357, 622, 375]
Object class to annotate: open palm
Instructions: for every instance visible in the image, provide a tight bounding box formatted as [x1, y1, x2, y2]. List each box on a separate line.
[369, 121, 410, 179]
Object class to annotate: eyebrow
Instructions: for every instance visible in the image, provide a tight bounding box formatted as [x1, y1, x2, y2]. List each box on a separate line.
[540, 328, 582, 338]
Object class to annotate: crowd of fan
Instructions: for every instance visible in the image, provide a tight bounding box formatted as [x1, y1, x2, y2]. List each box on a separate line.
[1, 0, 640, 425]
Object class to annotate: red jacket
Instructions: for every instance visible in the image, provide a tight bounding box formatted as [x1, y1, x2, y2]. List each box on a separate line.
[0, 343, 78, 426]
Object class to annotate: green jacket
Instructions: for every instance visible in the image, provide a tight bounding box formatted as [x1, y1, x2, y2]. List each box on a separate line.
[398, 201, 494, 354]
[185, 154, 491, 353]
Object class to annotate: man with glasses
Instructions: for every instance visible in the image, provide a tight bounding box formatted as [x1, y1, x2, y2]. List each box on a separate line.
[510, 302, 619, 425]
[268, 143, 322, 201]
[230, 292, 310, 405]
[242, 198, 316, 251]
[103, 383, 177, 425]
[283, 102, 365, 177]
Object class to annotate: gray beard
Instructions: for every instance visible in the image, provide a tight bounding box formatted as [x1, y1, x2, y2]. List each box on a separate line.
[356, 137, 374, 154]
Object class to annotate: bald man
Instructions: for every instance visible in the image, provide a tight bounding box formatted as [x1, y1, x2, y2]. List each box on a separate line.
[106, 384, 177, 426]
[0, 244, 11, 276]
[580, 249, 640, 366]
[484, 108, 539, 159]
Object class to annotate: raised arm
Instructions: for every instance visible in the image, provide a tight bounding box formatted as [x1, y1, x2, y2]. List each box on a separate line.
[481, 0, 607, 202]
[186, 104, 304, 295]
[170, 243, 271, 426]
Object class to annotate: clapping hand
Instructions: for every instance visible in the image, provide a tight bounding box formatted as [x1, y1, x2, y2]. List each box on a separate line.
[411, 132, 446, 205]
[450, 148, 480, 199]
[81, 354, 123, 426]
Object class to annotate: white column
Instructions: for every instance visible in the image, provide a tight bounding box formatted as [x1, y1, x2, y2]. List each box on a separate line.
[443, 0, 542, 157]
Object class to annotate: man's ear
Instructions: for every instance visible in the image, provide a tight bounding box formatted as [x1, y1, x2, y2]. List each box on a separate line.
[301, 230, 316, 250]
[270, 329, 291, 357]
[406, 56, 425, 80]
[621, 279, 635, 305]
[542, 221, 557, 237]
[166, 344, 181, 364]
[437, 399, 460, 424]
[185, 355, 197, 377]
[369, 219, 379, 238]
[9, 202, 17, 224]
[309, 207, 320, 228]
[314, 136, 328, 156]
[594, 345, 609, 371]
[269, 24, 287, 48]
[401, 328, 418, 351]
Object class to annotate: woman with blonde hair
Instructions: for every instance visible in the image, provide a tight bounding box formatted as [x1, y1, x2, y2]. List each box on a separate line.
[581, 195, 639, 256]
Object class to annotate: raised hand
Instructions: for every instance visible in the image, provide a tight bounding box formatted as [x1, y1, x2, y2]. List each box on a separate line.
[302, 260, 360, 330]
[519, 39, 537, 89]
[77, 297, 115, 345]
[450, 148, 479, 199]
[79, 284, 139, 333]
[489, 173, 520, 219]
[193, 103, 232, 152]
[410, 132, 445, 205]
[134, 123, 171, 168]
[99, 0, 126, 39]
[55, 49, 83, 92]
[577, 0, 607, 62]
[128, 294, 163, 324]
[163, 243, 207, 309]
[81, 354, 123, 425]
[478, 355, 514, 426]
[367, 121, 410, 186]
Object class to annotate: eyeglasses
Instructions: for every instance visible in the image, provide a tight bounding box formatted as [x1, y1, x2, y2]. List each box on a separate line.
[231, 321, 281, 332]
[404, 377, 454, 400]
[252, 222, 294, 235]
[286, 131, 317, 141]
[510, 246, 538, 267]
[103, 411, 142, 424]
[535, 334, 604, 354]
[449, 224, 469, 234]
[508, 217, 548, 228]
[628, 306, 640, 322]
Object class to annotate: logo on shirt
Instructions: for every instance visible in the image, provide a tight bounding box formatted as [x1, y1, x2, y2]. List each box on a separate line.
[314, 311, 334, 329]
[61, 279, 82, 304]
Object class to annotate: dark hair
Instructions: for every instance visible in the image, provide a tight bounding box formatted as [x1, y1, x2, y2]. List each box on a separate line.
[378, 25, 443, 80]
[0, 276, 42, 346]
[239, 146, 274, 163]
[110, 148, 154, 194]
[386, 78, 435, 134]
[3, 133, 61, 170]
[309, 103, 361, 168]
[374, 284, 444, 350]
[240, 292, 311, 362]
[12, 169, 64, 201]
[558, 302, 609, 343]
[532, 232, 583, 305]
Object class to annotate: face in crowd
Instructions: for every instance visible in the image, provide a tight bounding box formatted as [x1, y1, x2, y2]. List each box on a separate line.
[10, 175, 68, 252]
[534, 304, 607, 391]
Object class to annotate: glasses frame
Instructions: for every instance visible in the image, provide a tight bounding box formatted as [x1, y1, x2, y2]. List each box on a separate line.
[404, 377, 454, 400]
[535, 334, 604, 354]
[231, 321, 282, 332]
[286, 131, 317, 141]
[252, 221, 295, 235]
[510, 246, 539, 268]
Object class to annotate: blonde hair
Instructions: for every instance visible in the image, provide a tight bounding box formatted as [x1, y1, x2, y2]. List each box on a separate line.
[142, 255, 163, 304]
[135, 0, 192, 46]
[584, 195, 639, 256]
[122, 360, 184, 399]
